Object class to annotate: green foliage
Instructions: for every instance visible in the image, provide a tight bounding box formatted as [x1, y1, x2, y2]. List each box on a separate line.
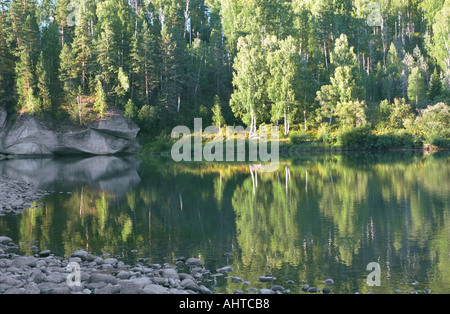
[420, 102, 450, 141]
[375, 131, 422, 149]
[335, 100, 367, 128]
[211, 95, 225, 128]
[431, 137, 450, 148]
[140, 134, 174, 153]
[408, 67, 427, 105]
[388, 98, 415, 129]
[429, 68, 443, 100]
[15, 46, 38, 114]
[337, 124, 375, 149]
[36, 52, 51, 113]
[0, 0, 448, 148]
[124, 99, 137, 121]
[138, 105, 160, 132]
[289, 131, 308, 144]
[198, 105, 211, 126]
[316, 123, 337, 145]
[94, 79, 107, 118]
[115, 67, 130, 103]
[427, 4, 450, 79]
[337, 126, 422, 150]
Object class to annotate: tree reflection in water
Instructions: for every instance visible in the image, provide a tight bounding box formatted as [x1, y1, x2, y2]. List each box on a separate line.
[0, 152, 448, 293]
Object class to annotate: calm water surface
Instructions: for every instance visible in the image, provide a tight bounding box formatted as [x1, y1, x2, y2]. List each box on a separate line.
[0, 152, 449, 294]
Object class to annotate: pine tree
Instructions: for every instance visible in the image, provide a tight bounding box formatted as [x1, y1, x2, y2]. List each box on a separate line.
[429, 68, 443, 100]
[124, 98, 137, 121]
[94, 78, 108, 118]
[96, 1, 120, 93]
[0, 1, 14, 103]
[212, 95, 225, 129]
[8, 0, 39, 58]
[114, 66, 130, 106]
[54, 0, 74, 47]
[15, 46, 38, 113]
[159, 25, 185, 117]
[71, 0, 93, 92]
[59, 43, 77, 98]
[130, 17, 158, 108]
[40, 22, 62, 105]
[36, 52, 51, 113]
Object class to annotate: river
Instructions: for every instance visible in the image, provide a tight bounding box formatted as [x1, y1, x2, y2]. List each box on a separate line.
[0, 151, 449, 294]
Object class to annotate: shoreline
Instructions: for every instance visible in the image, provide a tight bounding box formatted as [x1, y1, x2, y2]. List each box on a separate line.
[0, 175, 47, 215]
[0, 236, 296, 295]
[0, 236, 434, 295]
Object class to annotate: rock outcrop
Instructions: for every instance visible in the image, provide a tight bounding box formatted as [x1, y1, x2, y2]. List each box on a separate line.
[0, 106, 140, 156]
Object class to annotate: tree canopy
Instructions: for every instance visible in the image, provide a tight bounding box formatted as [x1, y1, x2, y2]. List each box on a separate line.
[0, 0, 447, 138]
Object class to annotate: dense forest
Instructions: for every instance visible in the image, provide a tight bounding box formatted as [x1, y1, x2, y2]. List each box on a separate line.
[0, 0, 449, 148]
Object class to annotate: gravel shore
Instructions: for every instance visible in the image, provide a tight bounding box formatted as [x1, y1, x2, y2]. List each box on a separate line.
[0, 175, 47, 215]
[0, 236, 218, 294]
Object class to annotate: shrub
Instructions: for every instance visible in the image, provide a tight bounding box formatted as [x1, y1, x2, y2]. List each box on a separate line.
[389, 98, 415, 129]
[431, 137, 450, 148]
[317, 124, 337, 145]
[141, 134, 174, 153]
[375, 130, 421, 149]
[337, 124, 375, 149]
[289, 131, 308, 144]
[138, 105, 160, 132]
[421, 102, 450, 142]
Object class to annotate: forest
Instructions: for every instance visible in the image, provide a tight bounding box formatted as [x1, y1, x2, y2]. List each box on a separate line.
[0, 0, 449, 150]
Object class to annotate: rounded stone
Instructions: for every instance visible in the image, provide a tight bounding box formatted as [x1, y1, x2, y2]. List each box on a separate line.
[258, 275, 276, 282]
[185, 258, 202, 266]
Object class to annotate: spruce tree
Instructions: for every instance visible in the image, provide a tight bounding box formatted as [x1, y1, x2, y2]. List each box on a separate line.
[59, 43, 77, 98]
[212, 95, 225, 129]
[71, 0, 93, 92]
[36, 52, 51, 113]
[94, 78, 108, 118]
[429, 68, 442, 100]
[15, 46, 38, 113]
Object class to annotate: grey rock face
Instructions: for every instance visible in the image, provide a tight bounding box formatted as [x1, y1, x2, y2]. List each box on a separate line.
[0, 106, 140, 156]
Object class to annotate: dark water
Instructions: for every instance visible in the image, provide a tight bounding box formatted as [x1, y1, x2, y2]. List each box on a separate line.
[0, 152, 449, 294]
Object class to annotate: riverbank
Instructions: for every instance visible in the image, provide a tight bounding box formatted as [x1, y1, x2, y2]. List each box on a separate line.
[0, 236, 306, 295]
[137, 134, 449, 157]
[0, 235, 436, 294]
[0, 175, 48, 215]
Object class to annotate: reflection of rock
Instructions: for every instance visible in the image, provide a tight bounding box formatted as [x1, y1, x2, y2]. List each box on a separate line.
[0, 156, 141, 196]
[0, 106, 140, 156]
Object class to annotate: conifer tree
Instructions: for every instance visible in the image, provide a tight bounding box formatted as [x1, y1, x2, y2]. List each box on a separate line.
[59, 43, 77, 98]
[36, 52, 51, 113]
[94, 78, 107, 118]
[212, 95, 225, 129]
[429, 68, 443, 100]
[71, 0, 93, 92]
[15, 46, 38, 113]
